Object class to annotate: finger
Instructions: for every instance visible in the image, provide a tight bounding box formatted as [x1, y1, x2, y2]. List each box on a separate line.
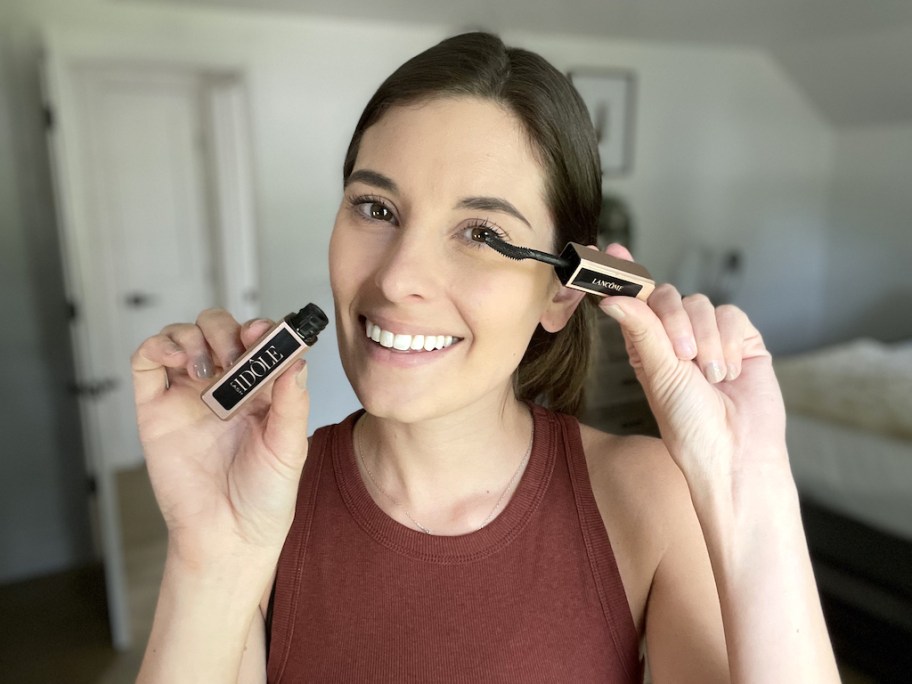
[648, 284, 697, 360]
[195, 308, 245, 369]
[683, 294, 726, 384]
[131, 334, 187, 405]
[161, 322, 216, 381]
[240, 317, 276, 350]
[260, 359, 311, 478]
[598, 295, 679, 386]
[716, 304, 749, 381]
[603, 242, 634, 262]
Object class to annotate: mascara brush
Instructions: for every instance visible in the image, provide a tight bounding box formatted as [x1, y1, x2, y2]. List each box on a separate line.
[470, 226, 570, 268]
[470, 226, 655, 301]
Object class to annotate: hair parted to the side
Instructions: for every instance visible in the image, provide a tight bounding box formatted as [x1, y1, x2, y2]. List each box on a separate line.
[342, 32, 602, 416]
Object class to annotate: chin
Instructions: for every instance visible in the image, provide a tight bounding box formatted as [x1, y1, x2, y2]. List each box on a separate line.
[351, 379, 444, 424]
[354, 374, 519, 426]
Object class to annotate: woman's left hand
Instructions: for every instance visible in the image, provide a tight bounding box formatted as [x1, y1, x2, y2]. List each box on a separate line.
[597, 244, 787, 484]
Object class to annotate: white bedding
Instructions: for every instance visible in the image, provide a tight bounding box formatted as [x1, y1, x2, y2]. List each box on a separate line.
[775, 338, 912, 541]
[775, 338, 912, 439]
[786, 412, 912, 541]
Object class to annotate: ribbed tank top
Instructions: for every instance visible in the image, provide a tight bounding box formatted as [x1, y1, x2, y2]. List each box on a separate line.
[266, 404, 642, 682]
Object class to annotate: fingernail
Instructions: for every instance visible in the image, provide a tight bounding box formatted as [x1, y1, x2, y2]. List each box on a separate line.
[295, 360, 308, 390]
[602, 304, 626, 321]
[165, 341, 183, 356]
[705, 361, 726, 384]
[193, 356, 214, 379]
[726, 364, 740, 382]
[225, 349, 243, 368]
[676, 337, 697, 359]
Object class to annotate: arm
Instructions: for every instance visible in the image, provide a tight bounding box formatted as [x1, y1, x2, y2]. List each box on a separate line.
[138, 554, 272, 683]
[689, 454, 833, 682]
[131, 310, 310, 683]
[635, 439, 832, 683]
[596, 247, 839, 683]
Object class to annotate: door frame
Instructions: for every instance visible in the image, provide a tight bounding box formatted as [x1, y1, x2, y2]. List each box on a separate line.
[42, 45, 259, 649]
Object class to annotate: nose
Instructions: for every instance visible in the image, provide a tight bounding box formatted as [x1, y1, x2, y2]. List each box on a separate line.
[373, 227, 445, 303]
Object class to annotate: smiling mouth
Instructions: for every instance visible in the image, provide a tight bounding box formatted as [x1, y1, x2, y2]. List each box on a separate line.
[363, 318, 461, 352]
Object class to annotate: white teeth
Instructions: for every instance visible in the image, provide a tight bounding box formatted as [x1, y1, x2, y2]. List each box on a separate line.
[364, 319, 458, 352]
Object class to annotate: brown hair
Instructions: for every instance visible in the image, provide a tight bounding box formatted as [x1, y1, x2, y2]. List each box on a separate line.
[342, 32, 601, 415]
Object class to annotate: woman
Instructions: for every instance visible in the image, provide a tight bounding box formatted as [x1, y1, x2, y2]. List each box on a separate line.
[132, 33, 839, 683]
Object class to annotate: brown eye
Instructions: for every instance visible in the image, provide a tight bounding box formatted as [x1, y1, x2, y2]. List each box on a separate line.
[368, 203, 393, 221]
[470, 226, 491, 242]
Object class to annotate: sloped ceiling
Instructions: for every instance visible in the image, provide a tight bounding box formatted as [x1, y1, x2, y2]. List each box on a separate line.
[773, 24, 912, 126]
[126, 0, 912, 126]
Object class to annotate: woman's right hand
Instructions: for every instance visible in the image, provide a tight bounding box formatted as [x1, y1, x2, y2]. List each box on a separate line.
[130, 308, 312, 568]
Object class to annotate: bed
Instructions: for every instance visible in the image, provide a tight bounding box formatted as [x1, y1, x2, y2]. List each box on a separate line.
[774, 339, 912, 682]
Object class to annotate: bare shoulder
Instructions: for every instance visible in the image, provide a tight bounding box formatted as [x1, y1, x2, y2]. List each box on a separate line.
[577, 422, 694, 633]
[578, 422, 690, 524]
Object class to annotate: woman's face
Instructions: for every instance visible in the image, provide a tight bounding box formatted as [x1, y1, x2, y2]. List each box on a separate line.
[329, 97, 577, 423]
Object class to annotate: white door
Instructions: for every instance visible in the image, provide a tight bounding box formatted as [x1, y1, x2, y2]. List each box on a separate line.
[44, 58, 259, 649]
[80, 67, 217, 469]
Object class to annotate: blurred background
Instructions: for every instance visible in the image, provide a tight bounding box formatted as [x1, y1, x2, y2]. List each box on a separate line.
[1, 1, 910, 682]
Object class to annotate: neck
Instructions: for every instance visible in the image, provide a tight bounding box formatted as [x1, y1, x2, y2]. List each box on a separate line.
[354, 394, 534, 535]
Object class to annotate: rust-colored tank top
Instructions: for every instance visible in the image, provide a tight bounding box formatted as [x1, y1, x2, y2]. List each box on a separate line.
[266, 404, 642, 682]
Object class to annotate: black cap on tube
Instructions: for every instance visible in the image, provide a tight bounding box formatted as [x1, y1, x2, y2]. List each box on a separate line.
[286, 303, 328, 346]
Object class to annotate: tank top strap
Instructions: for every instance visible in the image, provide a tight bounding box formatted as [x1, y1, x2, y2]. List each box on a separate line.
[555, 411, 642, 680]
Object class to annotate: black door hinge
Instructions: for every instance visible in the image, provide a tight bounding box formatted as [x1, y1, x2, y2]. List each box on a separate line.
[69, 378, 119, 398]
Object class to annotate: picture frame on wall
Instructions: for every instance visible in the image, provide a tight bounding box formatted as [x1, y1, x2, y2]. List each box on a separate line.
[569, 68, 636, 176]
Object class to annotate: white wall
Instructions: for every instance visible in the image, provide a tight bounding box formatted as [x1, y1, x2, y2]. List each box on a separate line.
[820, 122, 912, 344]
[1, 0, 835, 578]
[510, 33, 833, 353]
[774, 24, 912, 126]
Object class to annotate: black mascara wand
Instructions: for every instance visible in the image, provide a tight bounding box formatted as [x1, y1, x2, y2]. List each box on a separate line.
[470, 227, 571, 268]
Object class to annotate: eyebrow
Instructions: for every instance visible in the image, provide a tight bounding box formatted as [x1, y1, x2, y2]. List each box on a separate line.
[457, 197, 532, 229]
[344, 168, 532, 229]
[344, 169, 399, 194]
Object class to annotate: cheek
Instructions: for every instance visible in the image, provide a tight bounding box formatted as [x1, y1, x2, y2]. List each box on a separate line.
[329, 225, 366, 299]
[328, 229, 345, 294]
[463, 269, 553, 344]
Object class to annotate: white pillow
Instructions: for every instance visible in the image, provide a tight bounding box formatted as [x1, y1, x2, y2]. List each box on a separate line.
[775, 339, 912, 439]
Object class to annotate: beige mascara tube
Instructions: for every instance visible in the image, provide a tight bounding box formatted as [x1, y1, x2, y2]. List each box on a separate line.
[201, 303, 328, 420]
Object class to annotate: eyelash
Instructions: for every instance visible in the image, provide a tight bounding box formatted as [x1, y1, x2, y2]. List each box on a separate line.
[463, 220, 507, 249]
[346, 194, 508, 248]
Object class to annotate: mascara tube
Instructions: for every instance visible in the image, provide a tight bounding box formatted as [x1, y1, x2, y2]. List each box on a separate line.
[201, 303, 328, 420]
[553, 243, 655, 300]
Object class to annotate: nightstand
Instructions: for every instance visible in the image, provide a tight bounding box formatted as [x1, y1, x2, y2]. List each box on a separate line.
[582, 316, 659, 437]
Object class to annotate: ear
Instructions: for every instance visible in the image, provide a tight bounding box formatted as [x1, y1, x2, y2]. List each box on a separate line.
[540, 284, 586, 333]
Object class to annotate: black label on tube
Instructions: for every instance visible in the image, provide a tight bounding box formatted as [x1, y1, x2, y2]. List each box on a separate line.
[211, 328, 302, 411]
[572, 268, 644, 298]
